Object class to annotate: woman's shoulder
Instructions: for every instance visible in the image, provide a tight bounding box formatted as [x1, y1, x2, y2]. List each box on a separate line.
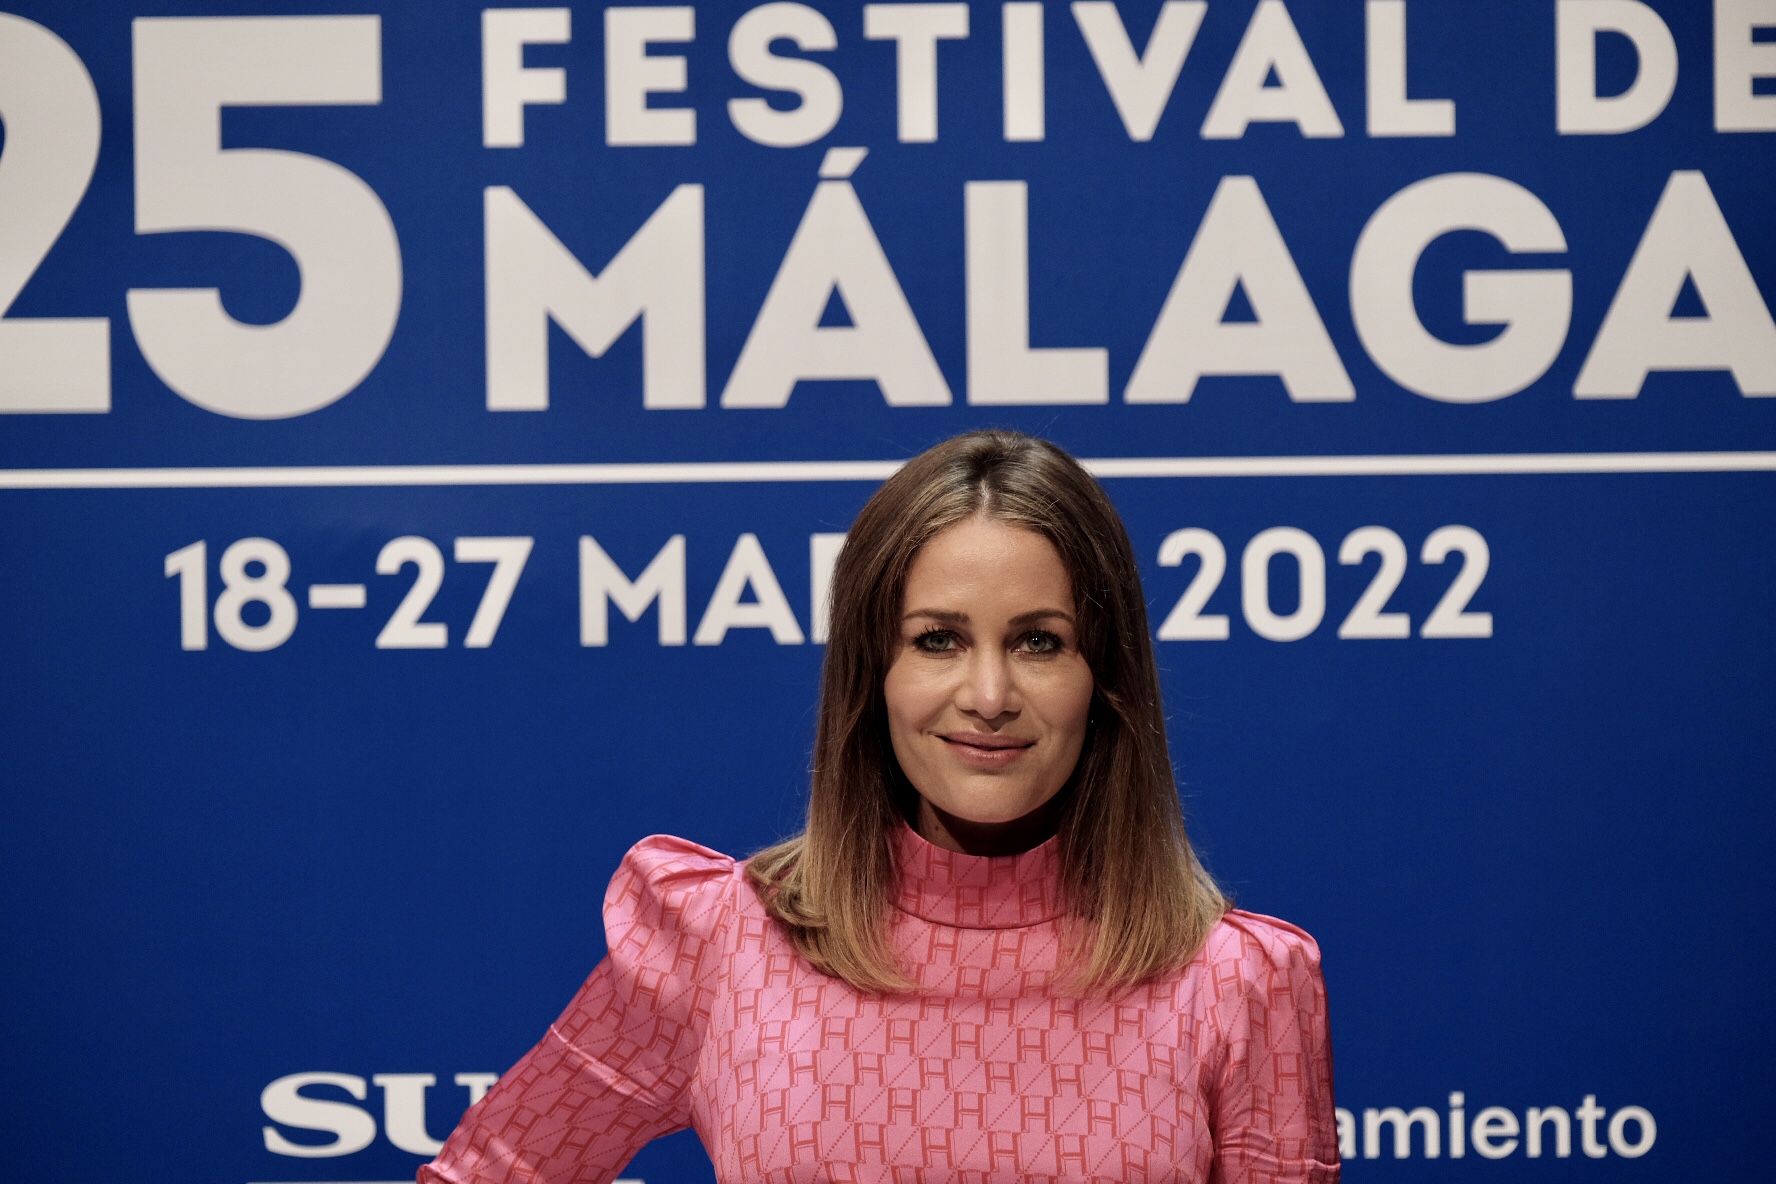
[1189, 907, 1327, 991]
[603, 834, 747, 943]
[1209, 907, 1325, 959]
[615, 833, 740, 881]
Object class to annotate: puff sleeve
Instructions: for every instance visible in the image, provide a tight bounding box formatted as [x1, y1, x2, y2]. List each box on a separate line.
[418, 836, 734, 1184]
[1207, 911, 1341, 1184]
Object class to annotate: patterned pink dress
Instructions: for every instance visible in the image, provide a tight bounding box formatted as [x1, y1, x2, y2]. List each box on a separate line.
[419, 823, 1339, 1183]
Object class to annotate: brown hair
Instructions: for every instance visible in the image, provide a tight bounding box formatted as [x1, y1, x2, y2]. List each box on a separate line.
[746, 429, 1226, 994]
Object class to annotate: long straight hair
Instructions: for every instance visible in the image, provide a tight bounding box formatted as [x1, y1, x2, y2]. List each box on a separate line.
[747, 429, 1226, 993]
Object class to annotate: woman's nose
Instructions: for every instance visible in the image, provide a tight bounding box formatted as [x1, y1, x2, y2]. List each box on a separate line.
[956, 650, 1018, 719]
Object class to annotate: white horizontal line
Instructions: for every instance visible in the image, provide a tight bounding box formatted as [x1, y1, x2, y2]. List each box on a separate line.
[308, 583, 368, 609]
[1, 460, 895, 488]
[1085, 451, 1776, 477]
[1, 452, 1774, 489]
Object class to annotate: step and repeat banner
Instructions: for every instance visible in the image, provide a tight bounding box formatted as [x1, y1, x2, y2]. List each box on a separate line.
[3, 0, 1772, 1180]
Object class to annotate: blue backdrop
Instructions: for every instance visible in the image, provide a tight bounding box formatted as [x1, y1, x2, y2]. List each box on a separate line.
[2, 1, 1772, 1180]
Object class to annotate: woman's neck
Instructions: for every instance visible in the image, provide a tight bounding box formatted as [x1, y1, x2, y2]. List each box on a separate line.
[913, 793, 1067, 856]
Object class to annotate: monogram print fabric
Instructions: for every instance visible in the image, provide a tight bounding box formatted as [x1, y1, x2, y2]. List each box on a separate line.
[420, 827, 1339, 1183]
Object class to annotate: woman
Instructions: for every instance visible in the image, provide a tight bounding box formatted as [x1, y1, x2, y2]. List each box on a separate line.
[420, 429, 1339, 1182]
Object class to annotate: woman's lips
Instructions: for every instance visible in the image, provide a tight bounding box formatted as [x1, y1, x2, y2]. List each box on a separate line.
[940, 734, 1033, 768]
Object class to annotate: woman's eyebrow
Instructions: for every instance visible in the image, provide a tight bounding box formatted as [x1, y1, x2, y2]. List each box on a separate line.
[901, 608, 1075, 625]
[1012, 609, 1075, 625]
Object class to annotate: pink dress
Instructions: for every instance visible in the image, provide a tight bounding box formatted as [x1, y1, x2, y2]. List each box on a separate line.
[420, 824, 1339, 1183]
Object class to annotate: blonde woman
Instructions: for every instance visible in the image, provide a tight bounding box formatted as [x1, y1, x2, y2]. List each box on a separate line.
[422, 429, 1339, 1182]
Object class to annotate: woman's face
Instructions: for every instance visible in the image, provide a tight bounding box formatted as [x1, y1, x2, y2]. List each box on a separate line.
[884, 514, 1095, 853]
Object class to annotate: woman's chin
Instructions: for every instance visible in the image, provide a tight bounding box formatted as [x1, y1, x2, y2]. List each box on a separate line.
[916, 792, 1066, 854]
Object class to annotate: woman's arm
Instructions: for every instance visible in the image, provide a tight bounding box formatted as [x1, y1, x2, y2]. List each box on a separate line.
[1207, 912, 1341, 1184]
[419, 836, 735, 1184]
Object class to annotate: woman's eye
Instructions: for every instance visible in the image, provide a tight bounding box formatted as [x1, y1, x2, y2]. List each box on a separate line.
[1021, 631, 1062, 653]
[913, 629, 957, 652]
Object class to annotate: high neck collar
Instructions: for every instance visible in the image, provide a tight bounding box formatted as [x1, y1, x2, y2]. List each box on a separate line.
[890, 820, 1065, 929]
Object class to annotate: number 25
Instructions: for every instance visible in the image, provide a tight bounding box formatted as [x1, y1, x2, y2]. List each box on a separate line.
[0, 14, 400, 419]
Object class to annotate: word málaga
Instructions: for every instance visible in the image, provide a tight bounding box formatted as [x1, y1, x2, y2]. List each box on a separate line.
[480, 164, 1773, 420]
